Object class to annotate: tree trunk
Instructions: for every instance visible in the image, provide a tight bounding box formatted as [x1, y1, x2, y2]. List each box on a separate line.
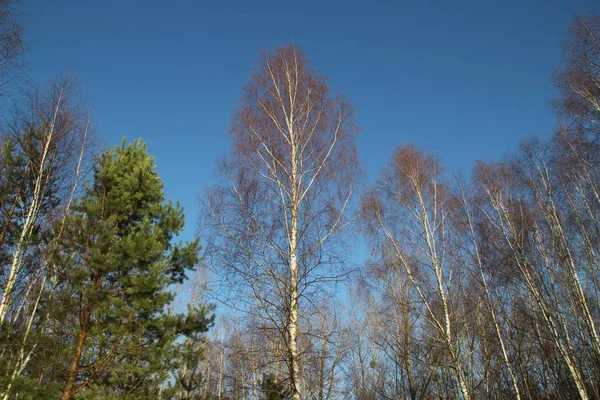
[61, 309, 90, 400]
[289, 210, 300, 400]
[0, 95, 62, 326]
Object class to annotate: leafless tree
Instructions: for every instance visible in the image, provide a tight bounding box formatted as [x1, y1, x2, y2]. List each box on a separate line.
[300, 299, 347, 399]
[454, 177, 522, 399]
[472, 142, 599, 399]
[0, 0, 26, 99]
[555, 13, 600, 138]
[361, 145, 471, 399]
[200, 45, 360, 400]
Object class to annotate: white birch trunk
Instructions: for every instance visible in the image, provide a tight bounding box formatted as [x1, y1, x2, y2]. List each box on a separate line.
[488, 187, 590, 400]
[289, 144, 301, 400]
[0, 95, 62, 326]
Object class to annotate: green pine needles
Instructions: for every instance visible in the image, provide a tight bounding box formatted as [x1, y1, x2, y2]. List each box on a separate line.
[45, 138, 212, 399]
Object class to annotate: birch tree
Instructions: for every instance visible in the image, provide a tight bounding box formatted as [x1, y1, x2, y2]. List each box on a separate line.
[361, 146, 471, 399]
[0, 77, 91, 327]
[201, 45, 360, 400]
[0, 0, 26, 97]
[555, 13, 600, 137]
[472, 150, 596, 399]
[300, 300, 347, 400]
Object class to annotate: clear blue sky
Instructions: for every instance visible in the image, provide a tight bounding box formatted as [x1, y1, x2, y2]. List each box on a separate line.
[25, 0, 600, 246]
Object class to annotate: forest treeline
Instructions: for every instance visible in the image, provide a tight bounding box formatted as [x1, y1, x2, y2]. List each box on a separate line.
[1, 1, 600, 399]
[0, 1, 213, 398]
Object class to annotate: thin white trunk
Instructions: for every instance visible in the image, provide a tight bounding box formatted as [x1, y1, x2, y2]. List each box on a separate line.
[251, 347, 258, 400]
[2, 273, 46, 400]
[289, 200, 300, 400]
[460, 188, 522, 399]
[287, 101, 301, 400]
[534, 160, 600, 358]
[489, 189, 590, 400]
[416, 183, 470, 400]
[217, 333, 224, 400]
[0, 95, 62, 326]
[2, 120, 88, 399]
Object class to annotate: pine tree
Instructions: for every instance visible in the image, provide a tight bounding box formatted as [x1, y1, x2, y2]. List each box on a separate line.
[44, 138, 211, 400]
[260, 373, 291, 400]
[163, 304, 215, 400]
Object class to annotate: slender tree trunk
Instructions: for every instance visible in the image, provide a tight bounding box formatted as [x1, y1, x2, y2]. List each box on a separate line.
[2, 274, 46, 400]
[484, 286, 521, 399]
[534, 161, 600, 358]
[491, 194, 590, 400]
[250, 338, 258, 400]
[288, 116, 301, 399]
[401, 292, 416, 400]
[0, 192, 20, 248]
[3, 122, 89, 400]
[61, 309, 90, 400]
[0, 95, 62, 326]
[319, 328, 326, 400]
[289, 205, 300, 400]
[217, 332, 224, 400]
[3, 119, 89, 399]
[418, 189, 470, 400]
[460, 187, 522, 399]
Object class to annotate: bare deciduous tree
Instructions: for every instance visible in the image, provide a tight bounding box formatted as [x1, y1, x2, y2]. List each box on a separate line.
[361, 145, 471, 400]
[200, 45, 360, 399]
[0, 0, 25, 98]
[555, 13, 600, 137]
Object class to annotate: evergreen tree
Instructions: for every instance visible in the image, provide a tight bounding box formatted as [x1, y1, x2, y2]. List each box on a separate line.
[44, 139, 211, 400]
[163, 304, 215, 400]
[260, 373, 291, 400]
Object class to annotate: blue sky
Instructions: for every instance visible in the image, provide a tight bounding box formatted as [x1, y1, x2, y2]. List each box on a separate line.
[25, 0, 600, 248]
